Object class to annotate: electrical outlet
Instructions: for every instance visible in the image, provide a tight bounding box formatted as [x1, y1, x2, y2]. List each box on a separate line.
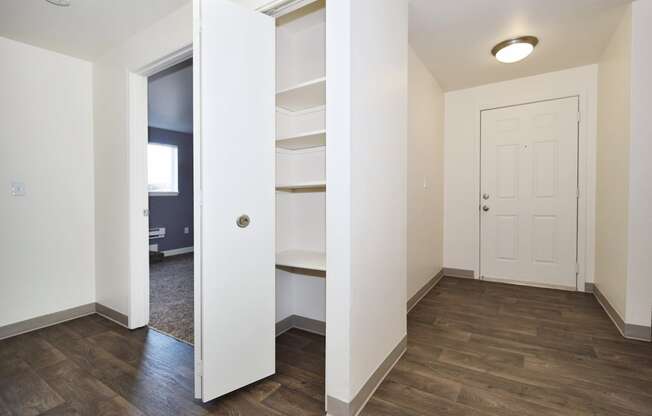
[11, 181, 26, 197]
[184, 227, 190, 234]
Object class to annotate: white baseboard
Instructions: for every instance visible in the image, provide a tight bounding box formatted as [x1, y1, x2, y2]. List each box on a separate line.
[163, 246, 194, 257]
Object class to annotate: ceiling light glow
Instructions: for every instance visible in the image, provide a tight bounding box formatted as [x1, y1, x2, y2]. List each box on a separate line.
[492, 36, 538, 64]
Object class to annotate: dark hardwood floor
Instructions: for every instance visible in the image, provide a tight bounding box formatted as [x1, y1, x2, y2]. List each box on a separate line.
[1, 277, 651, 415]
[0, 317, 326, 416]
[363, 277, 652, 416]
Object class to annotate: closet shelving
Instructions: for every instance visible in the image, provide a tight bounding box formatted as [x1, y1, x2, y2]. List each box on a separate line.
[276, 129, 326, 150]
[275, 1, 327, 275]
[276, 180, 326, 192]
[276, 77, 326, 112]
[276, 250, 326, 272]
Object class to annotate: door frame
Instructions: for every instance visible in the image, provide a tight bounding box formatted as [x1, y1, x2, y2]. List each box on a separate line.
[127, 0, 320, 400]
[126, 43, 197, 386]
[479, 96, 580, 290]
[474, 92, 595, 292]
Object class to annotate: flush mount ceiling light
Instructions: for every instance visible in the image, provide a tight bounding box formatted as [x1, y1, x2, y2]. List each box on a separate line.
[46, 0, 71, 6]
[491, 36, 539, 64]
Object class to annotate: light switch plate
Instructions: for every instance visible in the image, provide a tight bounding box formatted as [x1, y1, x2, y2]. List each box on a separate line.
[184, 227, 190, 234]
[11, 181, 26, 197]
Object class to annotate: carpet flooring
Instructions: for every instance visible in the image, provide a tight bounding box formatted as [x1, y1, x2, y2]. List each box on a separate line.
[149, 253, 193, 344]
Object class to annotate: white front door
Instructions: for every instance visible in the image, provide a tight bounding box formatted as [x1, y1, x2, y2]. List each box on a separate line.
[195, 0, 276, 402]
[480, 97, 579, 290]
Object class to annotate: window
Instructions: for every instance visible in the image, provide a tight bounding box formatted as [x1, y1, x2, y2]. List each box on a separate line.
[148, 143, 179, 196]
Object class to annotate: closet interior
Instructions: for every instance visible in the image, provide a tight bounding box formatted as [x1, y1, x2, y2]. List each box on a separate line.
[275, 1, 327, 335]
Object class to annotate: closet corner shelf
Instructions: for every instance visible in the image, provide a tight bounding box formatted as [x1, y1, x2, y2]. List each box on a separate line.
[276, 130, 326, 150]
[276, 180, 326, 192]
[276, 250, 326, 272]
[276, 77, 326, 112]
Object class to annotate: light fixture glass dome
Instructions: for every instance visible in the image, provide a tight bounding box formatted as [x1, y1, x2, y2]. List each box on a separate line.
[492, 36, 538, 64]
[46, 0, 71, 6]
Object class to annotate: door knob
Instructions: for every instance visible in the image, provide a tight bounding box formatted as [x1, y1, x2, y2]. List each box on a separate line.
[482, 205, 490, 212]
[483, 193, 490, 200]
[236, 215, 250, 228]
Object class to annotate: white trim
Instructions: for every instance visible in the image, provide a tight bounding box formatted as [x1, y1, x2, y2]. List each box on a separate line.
[136, 44, 193, 77]
[128, 72, 150, 330]
[192, 0, 203, 399]
[473, 88, 596, 293]
[163, 246, 194, 257]
[127, 46, 193, 330]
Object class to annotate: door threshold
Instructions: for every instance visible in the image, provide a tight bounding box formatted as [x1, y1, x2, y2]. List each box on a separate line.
[148, 325, 195, 347]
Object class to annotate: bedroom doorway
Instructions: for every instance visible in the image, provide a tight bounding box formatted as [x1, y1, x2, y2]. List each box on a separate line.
[147, 58, 195, 344]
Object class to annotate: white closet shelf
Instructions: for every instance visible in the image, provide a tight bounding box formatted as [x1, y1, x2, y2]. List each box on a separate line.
[276, 180, 326, 192]
[276, 250, 326, 272]
[277, 130, 326, 150]
[276, 77, 326, 112]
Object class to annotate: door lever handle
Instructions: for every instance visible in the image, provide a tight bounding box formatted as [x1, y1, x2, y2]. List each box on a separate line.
[482, 205, 490, 212]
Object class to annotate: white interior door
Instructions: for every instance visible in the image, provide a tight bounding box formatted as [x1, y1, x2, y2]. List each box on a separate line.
[196, 0, 275, 402]
[480, 97, 579, 290]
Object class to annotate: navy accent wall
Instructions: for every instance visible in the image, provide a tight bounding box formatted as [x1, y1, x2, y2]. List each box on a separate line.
[148, 127, 193, 252]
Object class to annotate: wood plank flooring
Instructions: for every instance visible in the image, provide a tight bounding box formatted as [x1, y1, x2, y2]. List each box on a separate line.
[0, 317, 325, 416]
[1, 277, 651, 415]
[362, 277, 652, 416]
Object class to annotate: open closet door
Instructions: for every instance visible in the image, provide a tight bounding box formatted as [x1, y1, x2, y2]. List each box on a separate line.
[196, 0, 275, 402]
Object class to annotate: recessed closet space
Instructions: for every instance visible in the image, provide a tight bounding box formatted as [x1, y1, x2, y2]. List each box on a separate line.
[274, 1, 327, 333]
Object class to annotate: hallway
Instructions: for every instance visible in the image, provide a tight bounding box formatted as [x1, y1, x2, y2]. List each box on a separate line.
[363, 277, 652, 415]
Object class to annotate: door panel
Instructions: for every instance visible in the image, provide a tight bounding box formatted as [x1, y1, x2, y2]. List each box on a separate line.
[481, 98, 579, 289]
[197, 0, 276, 402]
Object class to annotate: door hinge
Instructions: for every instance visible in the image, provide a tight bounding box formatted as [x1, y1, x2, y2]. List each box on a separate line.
[577, 111, 581, 123]
[196, 360, 202, 376]
[576, 262, 580, 275]
[576, 187, 580, 199]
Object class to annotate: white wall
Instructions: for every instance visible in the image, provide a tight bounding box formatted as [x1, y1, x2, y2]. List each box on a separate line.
[0, 37, 95, 327]
[625, 0, 652, 328]
[595, 5, 631, 319]
[594, 1, 652, 330]
[93, 4, 192, 320]
[326, 0, 353, 402]
[327, 0, 408, 404]
[444, 65, 598, 287]
[349, 0, 408, 398]
[407, 46, 445, 300]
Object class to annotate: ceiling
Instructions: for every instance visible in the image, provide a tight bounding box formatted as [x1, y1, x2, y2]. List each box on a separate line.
[409, 0, 631, 91]
[0, 0, 189, 61]
[0, 0, 631, 91]
[149, 60, 193, 134]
